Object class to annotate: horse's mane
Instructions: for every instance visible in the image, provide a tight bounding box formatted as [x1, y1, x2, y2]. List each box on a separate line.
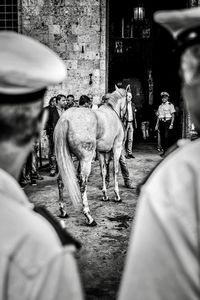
[108, 89, 126, 107]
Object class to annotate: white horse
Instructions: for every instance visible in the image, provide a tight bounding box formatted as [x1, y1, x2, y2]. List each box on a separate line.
[54, 86, 128, 226]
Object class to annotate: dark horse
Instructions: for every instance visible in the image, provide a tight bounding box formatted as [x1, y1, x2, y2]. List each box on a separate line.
[54, 86, 128, 226]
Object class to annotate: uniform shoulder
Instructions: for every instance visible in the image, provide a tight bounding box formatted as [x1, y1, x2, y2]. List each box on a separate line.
[145, 139, 200, 191]
[9, 207, 73, 276]
[25, 207, 62, 247]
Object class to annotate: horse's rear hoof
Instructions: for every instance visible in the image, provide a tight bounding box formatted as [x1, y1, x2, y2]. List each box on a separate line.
[102, 197, 109, 202]
[87, 220, 97, 227]
[58, 210, 69, 218]
[114, 199, 122, 203]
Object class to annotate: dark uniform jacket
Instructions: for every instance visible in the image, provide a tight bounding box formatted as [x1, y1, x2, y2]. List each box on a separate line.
[45, 106, 60, 135]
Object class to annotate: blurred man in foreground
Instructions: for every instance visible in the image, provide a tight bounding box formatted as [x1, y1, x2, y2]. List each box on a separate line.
[0, 31, 83, 300]
[119, 7, 200, 300]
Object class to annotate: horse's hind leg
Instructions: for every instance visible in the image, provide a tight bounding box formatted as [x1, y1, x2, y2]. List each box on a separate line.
[105, 152, 111, 188]
[57, 173, 68, 218]
[99, 152, 109, 201]
[113, 145, 122, 202]
[79, 159, 97, 226]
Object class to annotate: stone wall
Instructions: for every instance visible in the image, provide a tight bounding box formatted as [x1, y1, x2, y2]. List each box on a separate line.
[21, 0, 106, 105]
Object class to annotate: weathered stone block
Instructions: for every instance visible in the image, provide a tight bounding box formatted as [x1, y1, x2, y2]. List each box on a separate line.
[100, 60, 106, 70]
[22, 0, 106, 101]
[48, 25, 61, 34]
[66, 60, 78, 70]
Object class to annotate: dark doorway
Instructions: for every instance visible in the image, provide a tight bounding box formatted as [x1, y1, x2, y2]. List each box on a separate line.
[108, 0, 187, 104]
[108, 0, 188, 143]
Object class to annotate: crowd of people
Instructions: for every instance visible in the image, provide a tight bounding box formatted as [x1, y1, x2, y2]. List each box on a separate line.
[19, 93, 97, 186]
[19, 87, 178, 188]
[1, 5, 200, 300]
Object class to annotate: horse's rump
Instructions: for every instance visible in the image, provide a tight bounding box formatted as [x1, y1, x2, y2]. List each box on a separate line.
[60, 107, 98, 158]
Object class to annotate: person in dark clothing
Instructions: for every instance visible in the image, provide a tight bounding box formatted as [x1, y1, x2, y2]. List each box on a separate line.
[45, 94, 66, 176]
[79, 95, 91, 108]
[109, 86, 135, 189]
[66, 94, 75, 109]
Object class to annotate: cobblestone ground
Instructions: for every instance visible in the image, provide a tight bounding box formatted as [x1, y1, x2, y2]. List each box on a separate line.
[25, 142, 161, 300]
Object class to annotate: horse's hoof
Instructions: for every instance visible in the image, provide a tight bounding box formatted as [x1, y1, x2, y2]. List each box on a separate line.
[87, 220, 97, 227]
[102, 197, 109, 202]
[58, 211, 69, 218]
[114, 199, 122, 203]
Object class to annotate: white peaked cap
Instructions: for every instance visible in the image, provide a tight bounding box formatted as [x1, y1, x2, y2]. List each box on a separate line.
[0, 31, 66, 95]
[161, 91, 169, 97]
[154, 7, 200, 39]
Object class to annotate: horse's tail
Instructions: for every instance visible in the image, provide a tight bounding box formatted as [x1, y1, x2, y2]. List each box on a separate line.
[54, 117, 81, 208]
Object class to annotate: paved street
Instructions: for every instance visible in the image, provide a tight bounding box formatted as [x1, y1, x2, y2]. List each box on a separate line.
[25, 141, 161, 300]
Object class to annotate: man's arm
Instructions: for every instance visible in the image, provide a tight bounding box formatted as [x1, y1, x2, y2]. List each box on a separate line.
[44, 107, 53, 135]
[169, 112, 175, 129]
[155, 116, 159, 131]
[133, 104, 137, 128]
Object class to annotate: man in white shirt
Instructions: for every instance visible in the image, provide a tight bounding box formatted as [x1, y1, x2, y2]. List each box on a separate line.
[124, 91, 137, 158]
[155, 91, 176, 156]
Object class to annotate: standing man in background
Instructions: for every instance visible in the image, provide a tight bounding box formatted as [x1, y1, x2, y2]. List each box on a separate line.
[155, 91, 175, 156]
[46, 94, 66, 176]
[123, 90, 137, 159]
[105, 88, 135, 189]
[66, 94, 75, 109]
[43, 96, 57, 177]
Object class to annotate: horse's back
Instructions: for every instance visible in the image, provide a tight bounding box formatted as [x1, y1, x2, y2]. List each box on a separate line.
[62, 107, 97, 132]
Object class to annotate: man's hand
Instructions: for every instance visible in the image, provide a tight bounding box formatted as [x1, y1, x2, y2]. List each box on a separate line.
[155, 125, 158, 131]
[169, 124, 173, 130]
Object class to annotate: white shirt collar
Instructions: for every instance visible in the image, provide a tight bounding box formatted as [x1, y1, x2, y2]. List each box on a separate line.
[0, 168, 32, 208]
[161, 101, 169, 105]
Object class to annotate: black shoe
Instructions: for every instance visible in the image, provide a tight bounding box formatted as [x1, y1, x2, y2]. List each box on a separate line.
[50, 170, 56, 177]
[160, 152, 165, 157]
[30, 179, 37, 186]
[126, 154, 135, 159]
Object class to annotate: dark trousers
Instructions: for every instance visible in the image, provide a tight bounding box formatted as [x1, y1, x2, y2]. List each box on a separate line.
[47, 132, 57, 171]
[119, 147, 130, 183]
[159, 120, 172, 152]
